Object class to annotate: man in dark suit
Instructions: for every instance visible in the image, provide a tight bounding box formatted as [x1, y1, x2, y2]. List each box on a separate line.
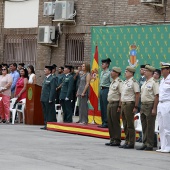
[60, 65, 74, 123]
[40, 66, 57, 130]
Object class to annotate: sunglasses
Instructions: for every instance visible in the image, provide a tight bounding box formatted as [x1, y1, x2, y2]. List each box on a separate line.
[2, 69, 7, 71]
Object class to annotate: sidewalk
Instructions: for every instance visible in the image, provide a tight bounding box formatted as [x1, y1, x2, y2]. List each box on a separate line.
[0, 124, 169, 170]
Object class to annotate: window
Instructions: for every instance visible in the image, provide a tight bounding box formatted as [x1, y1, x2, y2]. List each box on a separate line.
[4, 35, 37, 67]
[65, 34, 84, 67]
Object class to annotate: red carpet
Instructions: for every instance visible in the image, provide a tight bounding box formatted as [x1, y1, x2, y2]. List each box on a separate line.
[47, 122, 139, 139]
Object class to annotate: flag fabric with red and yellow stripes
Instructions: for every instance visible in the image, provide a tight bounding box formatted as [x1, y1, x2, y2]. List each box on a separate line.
[88, 46, 102, 124]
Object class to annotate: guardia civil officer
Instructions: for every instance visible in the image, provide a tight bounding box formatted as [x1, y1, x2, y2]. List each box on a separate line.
[98, 58, 112, 128]
[60, 65, 74, 123]
[119, 66, 140, 149]
[137, 65, 159, 151]
[156, 62, 170, 153]
[40, 66, 57, 130]
[136, 64, 147, 142]
[105, 67, 123, 146]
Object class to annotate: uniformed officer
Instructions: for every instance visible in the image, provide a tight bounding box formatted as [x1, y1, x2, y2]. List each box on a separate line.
[56, 66, 64, 104]
[137, 65, 159, 151]
[105, 67, 123, 146]
[99, 58, 112, 128]
[51, 64, 57, 77]
[119, 66, 140, 149]
[40, 66, 57, 130]
[59, 65, 74, 123]
[156, 62, 170, 153]
[136, 64, 147, 142]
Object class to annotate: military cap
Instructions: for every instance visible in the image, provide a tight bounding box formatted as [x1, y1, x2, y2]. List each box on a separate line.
[45, 66, 53, 72]
[160, 62, 170, 69]
[154, 69, 161, 76]
[140, 64, 150, 68]
[101, 58, 111, 64]
[64, 65, 72, 71]
[112, 67, 121, 73]
[126, 66, 136, 73]
[145, 65, 155, 72]
[52, 64, 57, 68]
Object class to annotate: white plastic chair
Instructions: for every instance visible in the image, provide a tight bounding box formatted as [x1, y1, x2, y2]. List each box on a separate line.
[55, 104, 62, 122]
[134, 113, 143, 140]
[10, 98, 18, 125]
[155, 117, 160, 149]
[16, 98, 26, 124]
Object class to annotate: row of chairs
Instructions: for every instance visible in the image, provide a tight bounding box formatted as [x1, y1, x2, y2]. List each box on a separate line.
[121, 113, 159, 149]
[10, 98, 26, 124]
[10, 99, 63, 124]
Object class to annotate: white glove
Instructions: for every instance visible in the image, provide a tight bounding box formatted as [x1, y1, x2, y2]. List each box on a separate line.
[65, 97, 69, 101]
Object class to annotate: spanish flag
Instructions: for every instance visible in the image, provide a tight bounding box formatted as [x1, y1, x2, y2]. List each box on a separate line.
[88, 46, 101, 124]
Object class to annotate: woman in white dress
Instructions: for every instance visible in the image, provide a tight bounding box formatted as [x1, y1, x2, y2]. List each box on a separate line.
[27, 65, 36, 84]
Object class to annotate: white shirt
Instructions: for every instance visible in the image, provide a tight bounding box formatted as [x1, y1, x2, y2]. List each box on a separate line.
[159, 74, 170, 102]
[28, 73, 35, 84]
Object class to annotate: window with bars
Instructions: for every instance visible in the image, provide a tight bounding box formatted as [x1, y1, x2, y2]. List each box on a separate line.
[4, 35, 37, 67]
[65, 34, 84, 67]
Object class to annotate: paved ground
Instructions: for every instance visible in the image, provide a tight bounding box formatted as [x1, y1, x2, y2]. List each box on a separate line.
[0, 124, 170, 170]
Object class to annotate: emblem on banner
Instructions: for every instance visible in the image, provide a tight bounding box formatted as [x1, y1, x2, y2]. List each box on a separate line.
[128, 44, 138, 67]
[90, 68, 98, 82]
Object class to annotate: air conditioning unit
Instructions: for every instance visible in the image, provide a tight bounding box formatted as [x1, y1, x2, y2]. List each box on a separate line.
[141, 0, 161, 2]
[38, 26, 55, 44]
[54, 1, 74, 20]
[43, 2, 56, 16]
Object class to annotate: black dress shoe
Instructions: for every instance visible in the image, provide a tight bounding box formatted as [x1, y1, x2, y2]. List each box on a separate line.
[136, 145, 147, 150]
[144, 147, 153, 151]
[124, 144, 134, 149]
[119, 144, 127, 148]
[40, 127, 46, 130]
[110, 143, 120, 146]
[105, 142, 111, 146]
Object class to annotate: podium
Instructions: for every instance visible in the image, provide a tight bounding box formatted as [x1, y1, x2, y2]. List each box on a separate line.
[25, 84, 44, 125]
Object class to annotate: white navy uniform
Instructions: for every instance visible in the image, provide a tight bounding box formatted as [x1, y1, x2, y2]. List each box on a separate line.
[157, 73, 170, 152]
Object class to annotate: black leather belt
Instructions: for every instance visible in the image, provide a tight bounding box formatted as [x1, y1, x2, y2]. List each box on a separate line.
[141, 101, 154, 104]
[101, 86, 109, 90]
[122, 101, 134, 105]
[109, 101, 119, 104]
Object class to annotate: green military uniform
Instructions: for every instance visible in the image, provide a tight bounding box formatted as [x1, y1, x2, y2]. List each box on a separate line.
[107, 69, 123, 145]
[121, 67, 140, 148]
[56, 73, 65, 104]
[100, 68, 112, 127]
[59, 73, 74, 122]
[140, 66, 159, 149]
[40, 74, 57, 127]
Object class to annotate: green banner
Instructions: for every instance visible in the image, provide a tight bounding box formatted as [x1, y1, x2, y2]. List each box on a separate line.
[91, 24, 170, 80]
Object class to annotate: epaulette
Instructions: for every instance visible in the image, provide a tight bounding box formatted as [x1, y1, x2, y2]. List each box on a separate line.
[118, 78, 123, 82]
[132, 78, 137, 82]
[132, 78, 139, 84]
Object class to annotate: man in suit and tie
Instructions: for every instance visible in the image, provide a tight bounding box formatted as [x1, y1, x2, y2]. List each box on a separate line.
[60, 65, 74, 123]
[40, 66, 57, 130]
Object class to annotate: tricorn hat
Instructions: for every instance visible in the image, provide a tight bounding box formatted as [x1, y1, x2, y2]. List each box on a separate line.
[101, 58, 111, 64]
[45, 66, 53, 72]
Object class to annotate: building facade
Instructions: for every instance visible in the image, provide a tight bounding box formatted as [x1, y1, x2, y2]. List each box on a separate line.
[0, 0, 169, 84]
